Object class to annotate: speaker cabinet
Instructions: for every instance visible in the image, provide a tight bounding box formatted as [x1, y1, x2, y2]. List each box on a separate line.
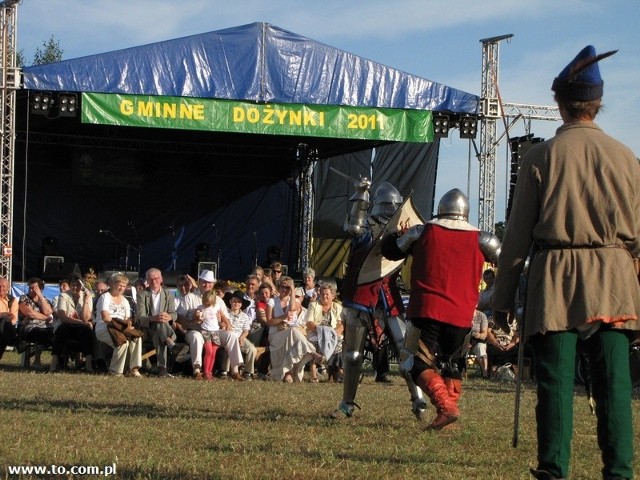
[42, 262, 81, 282]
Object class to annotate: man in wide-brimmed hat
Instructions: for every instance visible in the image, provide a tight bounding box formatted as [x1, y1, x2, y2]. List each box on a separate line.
[493, 45, 639, 480]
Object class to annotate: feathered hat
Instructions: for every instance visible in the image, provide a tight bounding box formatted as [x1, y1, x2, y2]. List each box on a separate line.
[551, 45, 617, 101]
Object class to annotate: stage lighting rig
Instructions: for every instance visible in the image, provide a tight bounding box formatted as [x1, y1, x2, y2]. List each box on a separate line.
[458, 115, 478, 139]
[30, 91, 79, 118]
[58, 93, 78, 117]
[30, 92, 54, 116]
[432, 113, 450, 138]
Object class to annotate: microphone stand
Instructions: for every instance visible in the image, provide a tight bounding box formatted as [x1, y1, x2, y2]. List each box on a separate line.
[169, 225, 177, 271]
[128, 221, 141, 275]
[252, 229, 258, 268]
[101, 230, 130, 271]
[212, 224, 221, 278]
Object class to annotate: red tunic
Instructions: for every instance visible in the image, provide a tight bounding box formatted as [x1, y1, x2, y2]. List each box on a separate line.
[407, 223, 484, 328]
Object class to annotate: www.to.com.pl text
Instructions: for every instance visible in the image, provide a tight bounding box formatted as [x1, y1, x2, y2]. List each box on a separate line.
[6, 463, 117, 476]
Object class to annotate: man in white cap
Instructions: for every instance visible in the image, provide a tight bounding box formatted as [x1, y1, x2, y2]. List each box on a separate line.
[174, 269, 218, 379]
[493, 45, 638, 480]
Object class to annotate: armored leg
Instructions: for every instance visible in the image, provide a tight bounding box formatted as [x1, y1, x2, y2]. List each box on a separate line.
[330, 308, 368, 418]
[342, 308, 369, 404]
[386, 316, 427, 420]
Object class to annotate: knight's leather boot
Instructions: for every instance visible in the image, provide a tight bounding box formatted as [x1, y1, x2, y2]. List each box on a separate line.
[415, 369, 459, 430]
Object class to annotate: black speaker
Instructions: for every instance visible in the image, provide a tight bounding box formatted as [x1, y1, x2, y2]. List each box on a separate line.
[42, 262, 81, 282]
[162, 271, 184, 288]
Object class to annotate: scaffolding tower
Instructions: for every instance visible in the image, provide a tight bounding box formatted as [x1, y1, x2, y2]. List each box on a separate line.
[0, 0, 19, 282]
[478, 34, 560, 232]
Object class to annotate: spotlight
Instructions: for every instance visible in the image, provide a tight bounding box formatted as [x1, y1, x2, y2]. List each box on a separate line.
[433, 114, 450, 138]
[459, 116, 478, 139]
[58, 93, 78, 117]
[30, 92, 54, 116]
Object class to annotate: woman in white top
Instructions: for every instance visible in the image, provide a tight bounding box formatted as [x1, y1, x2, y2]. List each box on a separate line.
[51, 274, 94, 373]
[94, 273, 142, 377]
[267, 276, 323, 383]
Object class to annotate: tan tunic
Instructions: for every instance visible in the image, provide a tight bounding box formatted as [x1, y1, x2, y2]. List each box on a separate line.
[493, 121, 640, 336]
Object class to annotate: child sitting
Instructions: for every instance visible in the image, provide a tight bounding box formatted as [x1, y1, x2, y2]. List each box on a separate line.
[195, 290, 245, 381]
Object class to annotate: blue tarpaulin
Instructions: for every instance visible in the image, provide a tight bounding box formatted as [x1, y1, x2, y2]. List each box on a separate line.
[15, 22, 476, 282]
[22, 22, 478, 114]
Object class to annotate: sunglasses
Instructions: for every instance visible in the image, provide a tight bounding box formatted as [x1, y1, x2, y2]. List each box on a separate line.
[274, 270, 282, 273]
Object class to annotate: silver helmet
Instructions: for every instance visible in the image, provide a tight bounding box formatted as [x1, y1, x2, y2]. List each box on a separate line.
[370, 182, 403, 222]
[437, 188, 469, 221]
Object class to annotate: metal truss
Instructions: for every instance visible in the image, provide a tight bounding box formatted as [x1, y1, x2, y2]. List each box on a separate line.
[478, 35, 511, 232]
[478, 35, 559, 232]
[0, 0, 19, 282]
[293, 144, 317, 274]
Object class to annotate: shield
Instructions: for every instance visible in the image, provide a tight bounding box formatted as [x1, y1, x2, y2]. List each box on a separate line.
[357, 196, 426, 284]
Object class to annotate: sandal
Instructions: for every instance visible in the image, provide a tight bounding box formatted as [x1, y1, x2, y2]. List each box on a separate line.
[310, 377, 319, 383]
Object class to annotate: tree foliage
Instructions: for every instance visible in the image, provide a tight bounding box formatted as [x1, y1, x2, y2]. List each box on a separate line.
[31, 35, 63, 65]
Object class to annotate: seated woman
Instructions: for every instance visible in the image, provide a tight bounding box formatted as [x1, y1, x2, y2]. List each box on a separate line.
[94, 273, 142, 377]
[267, 276, 323, 383]
[51, 274, 94, 373]
[304, 282, 344, 382]
[17, 277, 54, 368]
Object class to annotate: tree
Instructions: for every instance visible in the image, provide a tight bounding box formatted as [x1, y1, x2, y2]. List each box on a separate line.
[16, 49, 25, 68]
[32, 35, 63, 65]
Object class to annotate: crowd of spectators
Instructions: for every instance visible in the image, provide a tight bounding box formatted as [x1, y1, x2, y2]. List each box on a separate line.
[1, 264, 521, 383]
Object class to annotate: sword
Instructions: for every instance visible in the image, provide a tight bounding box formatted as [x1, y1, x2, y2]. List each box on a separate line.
[512, 252, 532, 448]
[329, 166, 369, 186]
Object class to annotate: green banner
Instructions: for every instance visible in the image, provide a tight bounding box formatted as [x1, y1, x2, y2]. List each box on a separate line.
[81, 93, 434, 143]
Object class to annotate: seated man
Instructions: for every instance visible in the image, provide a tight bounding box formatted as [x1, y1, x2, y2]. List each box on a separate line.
[135, 268, 179, 377]
[469, 309, 489, 378]
[17, 277, 54, 368]
[486, 314, 519, 377]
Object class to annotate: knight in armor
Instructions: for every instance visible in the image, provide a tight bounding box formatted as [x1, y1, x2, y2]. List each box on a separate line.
[381, 188, 500, 430]
[330, 178, 427, 420]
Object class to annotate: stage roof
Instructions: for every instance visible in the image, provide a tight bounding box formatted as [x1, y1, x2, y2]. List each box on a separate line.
[22, 22, 479, 114]
[15, 22, 473, 281]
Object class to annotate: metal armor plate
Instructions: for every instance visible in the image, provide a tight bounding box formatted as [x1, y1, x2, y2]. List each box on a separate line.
[357, 196, 425, 284]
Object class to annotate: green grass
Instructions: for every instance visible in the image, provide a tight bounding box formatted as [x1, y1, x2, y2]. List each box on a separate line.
[0, 351, 638, 479]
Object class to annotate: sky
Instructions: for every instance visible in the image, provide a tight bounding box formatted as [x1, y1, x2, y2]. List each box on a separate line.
[14, 0, 640, 224]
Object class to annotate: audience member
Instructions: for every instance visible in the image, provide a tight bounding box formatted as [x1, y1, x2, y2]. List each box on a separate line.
[17, 277, 54, 368]
[486, 315, 519, 377]
[469, 309, 489, 378]
[91, 280, 111, 371]
[174, 270, 225, 380]
[196, 290, 244, 381]
[267, 276, 322, 382]
[477, 269, 495, 318]
[250, 266, 265, 284]
[252, 281, 275, 379]
[304, 282, 343, 382]
[270, 262, 284, 289]
[223, 290, 257, 379]
[0, 277, 18, 361]
[94, 273, 142, 377]
[94, 281, 109, 297]
[300, 267, 317, 309]
[51, 274, 94, 373]
[135, 268, 179, 377]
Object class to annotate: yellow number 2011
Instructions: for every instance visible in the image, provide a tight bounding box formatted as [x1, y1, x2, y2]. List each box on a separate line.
[347, 113, 380, 130]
